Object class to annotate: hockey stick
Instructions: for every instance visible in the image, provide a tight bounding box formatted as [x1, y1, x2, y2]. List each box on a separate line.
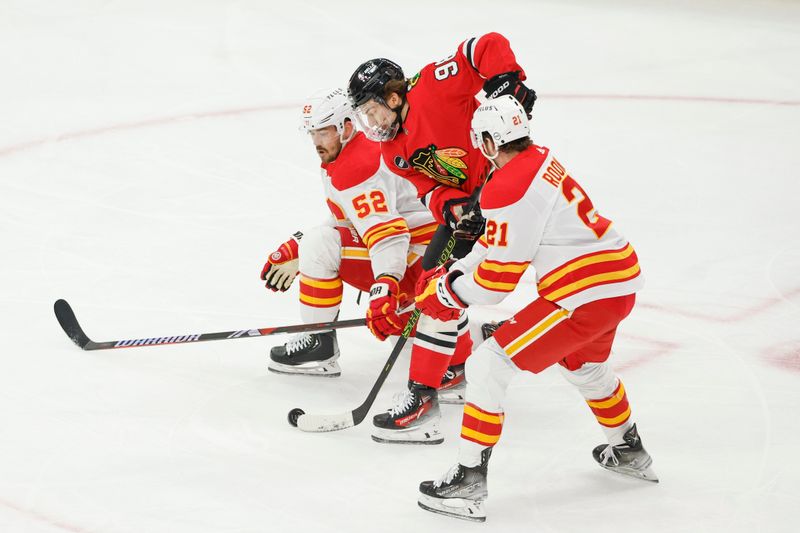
[290, 233, 458, 432]
[53, 298, 366, 351]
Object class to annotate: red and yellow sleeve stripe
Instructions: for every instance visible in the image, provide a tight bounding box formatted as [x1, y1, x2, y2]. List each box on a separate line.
[299, 275, 343, 308]
[409, 221, 438, 245]
[473, 259, 530, 293]
[586, 380, 631, 428]
[362, 217, 410, 249]
[537, 244, 641, 303]
[460, 403, 504, 447]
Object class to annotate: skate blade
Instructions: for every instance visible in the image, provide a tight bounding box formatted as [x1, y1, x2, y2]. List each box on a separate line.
[417, 494, 485, 522]
[599, 463, 659, 483]
[438, 392, 465, 405]
[371, 425, 443, 445]
[268, 360, 341, 378]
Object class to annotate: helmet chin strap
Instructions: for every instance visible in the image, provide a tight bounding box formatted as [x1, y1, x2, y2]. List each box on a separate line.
[479, 142, 500, 168]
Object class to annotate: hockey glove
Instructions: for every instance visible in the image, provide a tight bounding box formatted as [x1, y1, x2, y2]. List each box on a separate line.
[367, 275, 408, 341]
[453, 206, 486, 242]
[260, 231, 302, 292]
[442, 195, 472, 231]
[415, 266, 467, 321]
[483, 71, 537, 117]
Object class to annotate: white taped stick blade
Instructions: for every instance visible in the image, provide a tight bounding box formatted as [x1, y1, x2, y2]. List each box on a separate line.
[296, 412, 356, 432]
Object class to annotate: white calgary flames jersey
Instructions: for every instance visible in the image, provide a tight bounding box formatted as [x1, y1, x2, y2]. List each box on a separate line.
[320, 132, 438, 279]
[452, 144, 644, 311]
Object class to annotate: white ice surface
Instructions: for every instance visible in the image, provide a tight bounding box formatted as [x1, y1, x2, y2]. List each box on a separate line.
[1, 1, 799, 532]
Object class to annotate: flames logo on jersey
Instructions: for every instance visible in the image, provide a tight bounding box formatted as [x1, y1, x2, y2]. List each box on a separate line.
[410, 145, 468, 187]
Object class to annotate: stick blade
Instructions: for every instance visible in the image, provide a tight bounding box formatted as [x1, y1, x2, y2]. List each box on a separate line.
[53, 299, 92, 349]
[296, 411, 356, 433]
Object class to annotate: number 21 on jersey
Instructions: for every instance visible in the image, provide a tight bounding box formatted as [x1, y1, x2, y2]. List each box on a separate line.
[486, 220, 509, 246]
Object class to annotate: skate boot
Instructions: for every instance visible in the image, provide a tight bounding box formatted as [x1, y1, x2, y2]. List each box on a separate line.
[372, 381, 443, 444]
[268, 330, 340, 377]
[418, 447, 492, 522]
[438, 364, 465, 405]
[592, 423, 659, 482]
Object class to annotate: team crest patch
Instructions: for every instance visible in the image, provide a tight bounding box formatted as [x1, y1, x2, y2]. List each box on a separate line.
[410, 145, 468, 186]
[394, 155, 409, 169]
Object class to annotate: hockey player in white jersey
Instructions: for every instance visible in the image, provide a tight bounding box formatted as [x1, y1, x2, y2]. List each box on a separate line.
[414, 95, 658, 521]
[261, 88, 438, 377]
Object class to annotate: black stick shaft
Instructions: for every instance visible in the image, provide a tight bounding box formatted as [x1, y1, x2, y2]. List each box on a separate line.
[53, 299, 365, 351]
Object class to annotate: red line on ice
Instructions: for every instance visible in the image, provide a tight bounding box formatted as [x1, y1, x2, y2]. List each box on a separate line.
[0, 93, 797, 158]
[614, 334, 680, 373]
[761, 340, 800, 374]
[0, 496, 98, 533]
[638, 286, 800, 324]
[0, 102, 296, 158]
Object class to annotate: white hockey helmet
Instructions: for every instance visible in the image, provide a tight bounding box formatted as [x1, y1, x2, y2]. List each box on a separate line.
[470, 94, 530, 160]
[301, 88, 356, 138]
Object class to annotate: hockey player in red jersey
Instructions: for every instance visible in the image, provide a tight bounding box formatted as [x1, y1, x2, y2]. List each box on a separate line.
[347, 33, 538, 443]
[414, 96, 658, 522]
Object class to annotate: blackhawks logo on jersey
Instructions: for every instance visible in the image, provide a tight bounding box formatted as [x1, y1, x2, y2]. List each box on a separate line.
[410, 145, 468, 187]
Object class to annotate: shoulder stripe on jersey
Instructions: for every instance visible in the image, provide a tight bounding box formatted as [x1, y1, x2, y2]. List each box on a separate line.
[463, 37, 478, 70]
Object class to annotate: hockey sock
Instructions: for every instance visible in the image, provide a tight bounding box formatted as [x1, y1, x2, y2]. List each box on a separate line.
[458, 402, 503, 467]
[586, 379, 633, 446]
[299, 274, 343, 325]
[450, 315, 473, 366]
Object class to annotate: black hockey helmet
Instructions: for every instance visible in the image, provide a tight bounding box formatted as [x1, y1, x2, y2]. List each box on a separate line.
[347, 58, 405, 108]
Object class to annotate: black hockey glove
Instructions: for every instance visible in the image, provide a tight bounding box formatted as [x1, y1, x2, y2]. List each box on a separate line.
[443, 196, 485, 242]
[453, 207, 486, 242]
[483, 72, 537, 118]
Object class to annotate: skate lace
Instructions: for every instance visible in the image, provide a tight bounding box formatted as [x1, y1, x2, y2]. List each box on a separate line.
[387, 390, 415, 417]
[433, 463, 462, 488]
[285, 333, 314, 355]
[599, 444, 620, 467]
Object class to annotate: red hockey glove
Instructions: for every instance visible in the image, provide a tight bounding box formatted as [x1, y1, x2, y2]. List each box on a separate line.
[260, 231, 302, 292]
[483, 71, 537, 118]
[367, 275, 407, 341]
[415, 267, 468, 321]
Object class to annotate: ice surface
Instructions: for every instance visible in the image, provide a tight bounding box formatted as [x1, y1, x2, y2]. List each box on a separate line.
[1, 0, 798, 532]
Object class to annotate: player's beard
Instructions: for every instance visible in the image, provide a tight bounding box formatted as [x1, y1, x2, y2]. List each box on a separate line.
[316, 140, 342, 164]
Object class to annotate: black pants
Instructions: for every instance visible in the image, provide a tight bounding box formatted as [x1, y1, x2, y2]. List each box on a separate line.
[421, 225, 476, 270]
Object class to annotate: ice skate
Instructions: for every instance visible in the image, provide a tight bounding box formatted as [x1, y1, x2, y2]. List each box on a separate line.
[268, 330, 340, 377]
[593, 423, 659, 482]
[418, 448, 492, 522]
[437, 364, 465, 405]
[372, 381, 443, 444]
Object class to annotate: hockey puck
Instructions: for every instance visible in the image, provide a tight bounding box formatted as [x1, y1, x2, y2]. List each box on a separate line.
[287, 408, 305, 427]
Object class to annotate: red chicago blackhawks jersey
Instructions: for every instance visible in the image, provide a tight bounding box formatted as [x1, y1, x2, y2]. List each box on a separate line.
[380, 32, 527, 224]
[452, 144, 644, 310]
[320, 132, 438, 279]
